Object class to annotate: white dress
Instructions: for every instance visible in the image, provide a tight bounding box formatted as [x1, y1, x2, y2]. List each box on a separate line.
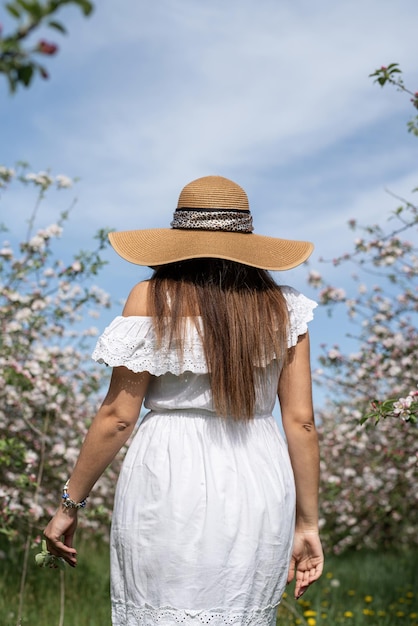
[92, 286, 317, 626]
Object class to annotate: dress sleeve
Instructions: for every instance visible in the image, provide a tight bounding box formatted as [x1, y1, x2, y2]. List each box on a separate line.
[92, 290, 316, 374]
[281, 285, 318, 348]
[91, 316, 209, 376]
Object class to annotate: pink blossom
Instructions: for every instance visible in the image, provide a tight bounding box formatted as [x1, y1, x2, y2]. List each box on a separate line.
[37, 40, 58, 55]
[393, 396, 413, 417]
[0, 247, 13, 258]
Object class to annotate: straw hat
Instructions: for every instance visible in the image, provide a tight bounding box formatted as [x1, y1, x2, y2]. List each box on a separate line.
[108, 175, 313, 270]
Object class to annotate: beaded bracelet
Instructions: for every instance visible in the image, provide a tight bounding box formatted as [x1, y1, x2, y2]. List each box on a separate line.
[62, 479, 88, 509]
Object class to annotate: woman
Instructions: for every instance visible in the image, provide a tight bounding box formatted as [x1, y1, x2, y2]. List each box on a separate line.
[44, 175, 323, 626]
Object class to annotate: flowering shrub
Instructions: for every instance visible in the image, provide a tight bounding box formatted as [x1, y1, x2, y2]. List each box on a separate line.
[308, 193, 418, 411]
[308, 186, 418, 553]
[318, 408, 417, 554]
[0, 164, 116, 550]
[305, 66, 418, 553]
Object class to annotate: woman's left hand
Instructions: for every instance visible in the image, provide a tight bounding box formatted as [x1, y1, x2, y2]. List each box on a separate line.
[287, 529, 324, 599]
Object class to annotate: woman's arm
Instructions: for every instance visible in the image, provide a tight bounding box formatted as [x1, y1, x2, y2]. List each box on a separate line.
[60, 366, 150, 503]
[44, 366, 150, 566]
[44, 281, 152, 566]
[278, 331, 324, 598]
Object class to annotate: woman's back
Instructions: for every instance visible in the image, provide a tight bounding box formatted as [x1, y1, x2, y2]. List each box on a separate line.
[102, 281, 316, 626]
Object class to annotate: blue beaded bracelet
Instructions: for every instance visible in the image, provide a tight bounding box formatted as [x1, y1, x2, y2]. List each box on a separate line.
[62, 479, 88, 509]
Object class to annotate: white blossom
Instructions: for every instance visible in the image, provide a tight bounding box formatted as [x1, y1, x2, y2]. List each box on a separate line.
[0, 166, 15, 179]
[28, 234, 46, 251]
[0, 246, 13, 258]
[327, 348, 341, 360]
[25, 171, 54, 188]
[55, 174, 73, 188]
[44, 224, 63, 238]
[15, 308, 32, 322]
[31, 299, 47, 311]
[6, 321, 22, 332]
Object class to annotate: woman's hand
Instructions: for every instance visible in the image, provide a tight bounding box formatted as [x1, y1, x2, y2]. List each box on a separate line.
[43, 507, 78, 567]
[287, 529, 324, 599]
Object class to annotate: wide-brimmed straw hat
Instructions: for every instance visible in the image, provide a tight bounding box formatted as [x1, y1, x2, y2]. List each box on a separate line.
[108, 175, 314, 270]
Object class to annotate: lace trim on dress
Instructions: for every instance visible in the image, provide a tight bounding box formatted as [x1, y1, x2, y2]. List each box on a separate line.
[111, 602, 277, 626]
[92, 316, 208, 376]
[92, 287, 317, 376]
[280, 286, 317, 348]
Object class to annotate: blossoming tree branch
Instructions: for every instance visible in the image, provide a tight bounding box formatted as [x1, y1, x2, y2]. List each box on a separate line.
[0, 0, 93, 92]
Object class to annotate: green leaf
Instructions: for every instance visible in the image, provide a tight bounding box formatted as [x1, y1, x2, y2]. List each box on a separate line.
[5, 3, 22, 18]
[407, 119, 418, 136]
[17, 63, 34, 86]
[17, 65, 34, 87]
[6, 73, 18, 93]
[72, 0, 94, 16]
[16, 0, 41, 16]
[35, 539, 67, 569]
[47, 20, 67, 34]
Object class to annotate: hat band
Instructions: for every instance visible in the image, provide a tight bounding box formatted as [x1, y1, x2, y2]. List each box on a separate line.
[171, 208, 254, 233]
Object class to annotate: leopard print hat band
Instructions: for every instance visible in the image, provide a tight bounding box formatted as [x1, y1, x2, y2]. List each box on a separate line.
[171, 208, 254, 233]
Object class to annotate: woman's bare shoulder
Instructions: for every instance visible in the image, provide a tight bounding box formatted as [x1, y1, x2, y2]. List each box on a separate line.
[122, 280, 151, 316]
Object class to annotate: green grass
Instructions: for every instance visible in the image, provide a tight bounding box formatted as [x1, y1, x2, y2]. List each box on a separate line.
[0, 538, 417, 626]
[279, 549, 418, 626]
[0, 536, 111, 626]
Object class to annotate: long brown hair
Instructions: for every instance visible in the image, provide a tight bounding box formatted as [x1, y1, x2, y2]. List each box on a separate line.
[148, 259, 289, 420]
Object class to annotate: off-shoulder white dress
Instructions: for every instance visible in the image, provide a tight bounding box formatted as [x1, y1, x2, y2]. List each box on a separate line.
[92, 286, 317, 626]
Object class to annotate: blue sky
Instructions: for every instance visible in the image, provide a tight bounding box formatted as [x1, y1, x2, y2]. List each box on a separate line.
[2, 0, 418, 408]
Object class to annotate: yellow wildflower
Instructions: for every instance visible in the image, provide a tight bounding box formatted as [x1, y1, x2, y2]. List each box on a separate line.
[307, 619, 316, 626]
[363, 609, 375, 616]
[303, 610, 317, 617]
[364, 595, 373, 603]
[343, 611, 354, 618]
[298, 599, 310, 608]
